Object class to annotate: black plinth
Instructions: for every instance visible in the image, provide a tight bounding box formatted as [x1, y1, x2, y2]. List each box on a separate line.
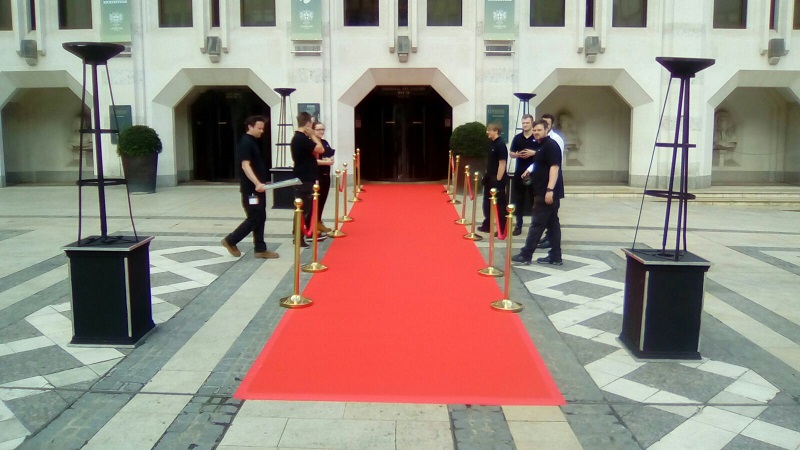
[619, 248, 711, 360]
[270, 167, 296, 209]
[64, 236, 155, 347]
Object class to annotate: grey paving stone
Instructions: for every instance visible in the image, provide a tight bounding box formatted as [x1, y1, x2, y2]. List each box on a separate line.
[0, 346, 83, 385]
[580, 311, 623, 335]
[722, 434, 785, 450]
[449, 404, 515, 449]
[150, 271, 193, 288]
[561, 404, 640, 450]
[757, 406, 800, 433]
[625, 362, 732, 403]
[614, 404, 686, 449]
[0, 319, 41, 343]
[6, 390, 72, 433]
[557, 280, 621, 300]
[160, 248, 221, 263]
[199, 261, 237, 277]
[0, 253, 65, 295]
[156, 287, 204, 309]
[0, 281, 72, 332]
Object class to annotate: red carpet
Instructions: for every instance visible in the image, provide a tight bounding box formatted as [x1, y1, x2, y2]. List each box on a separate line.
[235, 184, 564, 405]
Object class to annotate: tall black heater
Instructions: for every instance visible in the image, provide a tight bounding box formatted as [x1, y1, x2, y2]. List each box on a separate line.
[270, 87, 297, 208]
[619, 57, 715, 360]
[62, 42, 155, 347]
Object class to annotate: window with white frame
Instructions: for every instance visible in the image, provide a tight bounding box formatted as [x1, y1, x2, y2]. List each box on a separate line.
[713, 0, 747, 29]
[530, 0, 566, 27]
[159, 0, 193, 28]
[241, 0, 276, 27]
[345, 0, 379, 26]
[59, 0, 92, 30]
[428, 0, 461, 26]
[612, 0, 647, 28]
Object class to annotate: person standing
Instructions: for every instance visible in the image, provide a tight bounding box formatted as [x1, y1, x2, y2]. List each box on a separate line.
[221, 115, 279, 259]
[313, 122, 335, 233]
[538, 113, 566, 249]
[508, 114, 539, 236]
[291, 112, 325, 247]
[512, 119, 564, 266]
[478, 122, 508, 234]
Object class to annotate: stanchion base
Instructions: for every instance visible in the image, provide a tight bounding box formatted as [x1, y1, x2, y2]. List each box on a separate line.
[463, 232, 484, 241]
[447, 199, 462, 204]
[340, 215, 354, 222]
[490, 299, 523, 313]
[349, 197, 362, 203]
[301, 262, 328, 273]
[327, 229, 346, 238]
[478, 266, 504, 277]
[280, 294, 313, 309]
[454, 218, 471, 225]
[359, 186, 366, 192]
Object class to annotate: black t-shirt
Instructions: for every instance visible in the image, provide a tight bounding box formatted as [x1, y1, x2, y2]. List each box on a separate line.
[486, 136, 508, 183]
[236, 133, 267, 196]
[509, 132, 539, 175]
[291, 131, 319, 182]
[530, 136, 564, 198]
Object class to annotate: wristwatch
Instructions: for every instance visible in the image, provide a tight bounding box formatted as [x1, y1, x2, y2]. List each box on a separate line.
[546, 188, 554, 192]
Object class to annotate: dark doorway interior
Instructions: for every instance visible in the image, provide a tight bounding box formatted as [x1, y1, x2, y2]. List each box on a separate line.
[355, 86, 452, 181]
[191, 88, 271, 181]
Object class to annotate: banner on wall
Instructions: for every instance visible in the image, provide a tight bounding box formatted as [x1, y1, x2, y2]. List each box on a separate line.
[486, 105, 510, 141]
[292, 0, 322, 41]
[484, 0, 515, 41]
[100, 0, 131, 43]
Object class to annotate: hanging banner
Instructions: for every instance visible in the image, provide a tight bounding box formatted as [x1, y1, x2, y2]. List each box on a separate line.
[486, 105, 510, 141]
[100, 0, 131, 43]
[292, 0, 322, 41]
[484, 0, 515, 41]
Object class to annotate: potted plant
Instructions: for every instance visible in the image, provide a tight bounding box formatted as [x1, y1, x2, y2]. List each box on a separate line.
[117, 125, 163, 194]
[449, 121, 490, 182]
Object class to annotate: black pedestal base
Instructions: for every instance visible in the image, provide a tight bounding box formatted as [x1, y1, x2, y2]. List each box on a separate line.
[64, 236, 155, 347]
[271, 167, 295, 209]
[619, 248, 711, 360]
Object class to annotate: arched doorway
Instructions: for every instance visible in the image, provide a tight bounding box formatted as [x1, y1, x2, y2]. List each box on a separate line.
[355, 86, 451, 182]
[190, 87, 271, 182]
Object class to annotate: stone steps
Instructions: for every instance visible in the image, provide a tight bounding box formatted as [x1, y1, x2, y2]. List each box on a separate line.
[564, 185, 800, 206]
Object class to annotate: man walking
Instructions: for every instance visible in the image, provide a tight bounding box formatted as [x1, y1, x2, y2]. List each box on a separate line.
[512, 119, 564, 266]
[538, 113, 565, 249]
[508, 114, 538, 236]
[291, 112, 325, 247]
[221, 115, 279, 259]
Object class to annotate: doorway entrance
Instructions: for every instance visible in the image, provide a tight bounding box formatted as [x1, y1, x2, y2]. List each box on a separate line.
[190, 88, 271, 182]
[355, 86, 452, 181]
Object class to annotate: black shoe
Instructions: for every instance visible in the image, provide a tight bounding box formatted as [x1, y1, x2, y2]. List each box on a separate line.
[511, 254, 531, 265]
[536, 256, 563, 266]
[538, 239, 551, 249]
[294, 239, 310, 248]
[476, 225, 490, 233]
[512, 228, 522, 236]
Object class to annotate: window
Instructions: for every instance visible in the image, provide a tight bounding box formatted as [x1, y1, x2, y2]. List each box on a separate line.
[530, 0, 565, 27]
[29, 0, 36, 30]
[586, 0, 595, 27]
[398, 0, 408, 26]
[241, 0, 275, 26]
[612, 0, 646, 27]
[345, 0, 378, 26]
[0, 0, 11, 31]
[428, 0, 461, 26]
[713, 0, 747, 29]
[769, 0, 776, 30]
[795, 0, 800, 28]
[58, 0, 92, 29]
[211, 0, 220, 27]
[159, 0, 193, 28]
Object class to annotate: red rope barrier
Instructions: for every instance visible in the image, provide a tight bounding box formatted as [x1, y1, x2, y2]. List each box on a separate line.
[300, 192, 318, 238]
[339, 171, 346, 193]
[466, 174, 474, 201]
[449, 155, 455, 172]
[492, 203, 507, 240]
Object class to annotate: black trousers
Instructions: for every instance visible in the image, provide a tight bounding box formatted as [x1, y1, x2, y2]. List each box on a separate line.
[295, 182, 315, 233]
[519, 196, 561, 260]
[482, 177, 508, 232]
[509, 174, 533, 229]
[226, 192, 267, 252]
[317, 172, 331, 223]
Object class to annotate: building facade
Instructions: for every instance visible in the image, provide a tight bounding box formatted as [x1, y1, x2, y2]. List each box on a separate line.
[1, 0, 799, 189]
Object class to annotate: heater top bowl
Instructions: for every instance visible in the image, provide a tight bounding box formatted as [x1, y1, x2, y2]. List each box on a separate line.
[63, 42, 125, 65]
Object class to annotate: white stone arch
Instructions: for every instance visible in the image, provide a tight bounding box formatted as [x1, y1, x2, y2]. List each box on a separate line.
[150, 68, 282, 186]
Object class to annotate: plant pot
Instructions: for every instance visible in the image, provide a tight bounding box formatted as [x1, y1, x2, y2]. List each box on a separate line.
[121, 153, 158, 194]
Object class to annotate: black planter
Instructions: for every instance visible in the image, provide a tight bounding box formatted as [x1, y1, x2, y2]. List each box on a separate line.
[121, 153, 158, 193]
[271, 167, 296, 209]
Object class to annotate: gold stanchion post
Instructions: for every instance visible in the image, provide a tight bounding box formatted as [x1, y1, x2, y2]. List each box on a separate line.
[478, 188, 504, 277]
[463, 171, 483, 241]
[491, 205, 523, 312]
[328, 170, 346, 238]
[444, 150, 453, 194]
[340, 162, 353, 222]
[302, 185, 328, 273]
[454, 165, 470, 225]
[356, 148, 365, 193]
[280, 199, 313, 309]
[350, 154, 361, 202]
[447, 155, 461, 204]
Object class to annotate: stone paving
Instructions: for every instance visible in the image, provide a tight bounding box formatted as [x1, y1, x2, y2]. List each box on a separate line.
[0, 184, 798, 450]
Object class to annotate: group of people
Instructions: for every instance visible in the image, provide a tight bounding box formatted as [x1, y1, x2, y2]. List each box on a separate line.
[220, 112, 335, 259]
[479, 114, 565, 266]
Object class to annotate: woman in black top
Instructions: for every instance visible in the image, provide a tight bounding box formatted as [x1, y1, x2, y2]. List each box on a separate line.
[313, 122, 335, 232]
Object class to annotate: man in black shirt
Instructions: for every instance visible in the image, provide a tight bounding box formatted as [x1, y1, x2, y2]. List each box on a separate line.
[222, 115, 279, 259]
[291, 112, 325, 247]
[478, 122, 508, 234]
[508, 114, 538, 235]
[512, 120, 564, 266]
